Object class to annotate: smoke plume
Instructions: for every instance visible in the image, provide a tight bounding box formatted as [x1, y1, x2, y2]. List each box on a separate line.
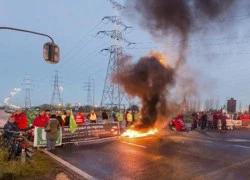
[113, 0, 235, 129]
[113, 52, 175, 128]
[126, 0, 235, 68]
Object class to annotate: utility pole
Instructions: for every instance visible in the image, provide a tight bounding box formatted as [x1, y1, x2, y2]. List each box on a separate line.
[22, 74, 32, 108]
[98, 0, 134, 109]
[51, 70, 63, 106]
[83, 77, 94, 106]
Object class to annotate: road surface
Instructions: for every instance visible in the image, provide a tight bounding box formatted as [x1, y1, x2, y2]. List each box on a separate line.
[53, 128, 250, 180]
[0, 110, 9, 127]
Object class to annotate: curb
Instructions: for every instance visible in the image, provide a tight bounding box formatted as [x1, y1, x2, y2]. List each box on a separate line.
[41, 150, 96, 180]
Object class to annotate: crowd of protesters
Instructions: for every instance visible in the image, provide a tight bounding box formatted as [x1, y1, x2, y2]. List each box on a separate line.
[3, 108, 142, 148]
[189, 111, 248, 131]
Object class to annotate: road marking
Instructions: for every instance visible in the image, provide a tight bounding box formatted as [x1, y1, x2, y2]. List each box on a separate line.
[120, 141, 147, 149]
[171, 136, 213, 143]
[233, 145, 250, 149]
[227, 138, 250, 142]
[42, 150, 96, 180]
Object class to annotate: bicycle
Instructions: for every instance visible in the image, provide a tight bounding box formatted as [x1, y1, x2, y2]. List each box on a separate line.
[0, 130, 30, 161]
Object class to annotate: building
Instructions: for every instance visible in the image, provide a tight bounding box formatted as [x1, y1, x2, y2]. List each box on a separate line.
[227, 98, 236, 113]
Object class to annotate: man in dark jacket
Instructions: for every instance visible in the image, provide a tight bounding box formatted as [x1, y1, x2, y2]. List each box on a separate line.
[44, 114, 59, 151]
[102, 109, 108, 123]
[4, 115, 19, 142]
[221, 113, 227, 131]
[201, 112, 207, 130]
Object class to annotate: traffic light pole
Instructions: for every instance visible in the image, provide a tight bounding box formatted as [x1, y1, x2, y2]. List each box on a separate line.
[0, 27, 54, 43]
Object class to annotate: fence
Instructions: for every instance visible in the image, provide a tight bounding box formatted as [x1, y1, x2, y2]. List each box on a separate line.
[33, 122, 120, 147]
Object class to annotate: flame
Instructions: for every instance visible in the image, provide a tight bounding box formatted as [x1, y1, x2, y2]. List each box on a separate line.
[149, 51, 168, 67]
[121, 128, 158, 138]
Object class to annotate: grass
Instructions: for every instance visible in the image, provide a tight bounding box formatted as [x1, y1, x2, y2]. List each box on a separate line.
[0, 150, 64, 180]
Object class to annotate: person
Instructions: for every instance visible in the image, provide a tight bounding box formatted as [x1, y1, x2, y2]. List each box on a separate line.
[4, 115, 19, 132]
[126, 110, 133, 127]
[4, 115, 19, 142]
[200, 111, 207, 130]
[45, 109, 51, 119]
[172, 114, 186, 131]
[112, 111, 117, 122]
[14, 109, 27, 130]
[56, 110, 64, 127]
[221, 113, 227, 131]
[116, 110, 124, 130]
[87, 110, 98, 123]
[74, 110, 85, 125]
[212, 112, 218, 129]
[102, 109, 109, 124]
[133, 110, 140, 124]
[32, 110, 49, 128]
[63, 110, 71, 126]
[191, 113, 197, 130]
[44, 113, 59, 151]
[207, 112, 213, 129]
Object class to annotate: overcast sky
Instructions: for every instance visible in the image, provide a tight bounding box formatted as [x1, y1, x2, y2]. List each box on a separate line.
[1, 0, 250, 110]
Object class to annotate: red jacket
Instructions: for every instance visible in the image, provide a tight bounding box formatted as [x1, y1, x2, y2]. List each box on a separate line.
[173, 114, 186, 131]
[32, 115, 49, 127]
[14, 113, 28, 130]
[74, 113, 85, 124]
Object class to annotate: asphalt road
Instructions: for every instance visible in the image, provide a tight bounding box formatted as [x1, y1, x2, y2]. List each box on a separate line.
[53, 128, 250, 180]
[0, 110, 9, 127]
[1, 110, 250, 179]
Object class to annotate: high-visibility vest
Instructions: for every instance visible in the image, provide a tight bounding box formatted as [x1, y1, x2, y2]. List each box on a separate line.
[116, 112, 123, 121]
[133, 113, 140, 121]
[127, 113, 133, 122]
[90, 113, 97, 120]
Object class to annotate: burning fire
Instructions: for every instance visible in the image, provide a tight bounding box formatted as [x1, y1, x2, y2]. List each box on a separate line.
[121, 128, 158, 138]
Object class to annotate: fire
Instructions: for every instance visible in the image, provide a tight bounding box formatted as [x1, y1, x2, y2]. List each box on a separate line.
[121, 128, 158, 138]
[149, 51, 168, 68]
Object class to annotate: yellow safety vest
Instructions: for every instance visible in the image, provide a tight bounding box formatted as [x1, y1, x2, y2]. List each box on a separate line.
[127, 113, 133, 122]
[90, 113, 97, 120]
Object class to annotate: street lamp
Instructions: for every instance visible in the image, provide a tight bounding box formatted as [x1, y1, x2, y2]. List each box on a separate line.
[14, 88, 21, 107]
[0, 27, 60, 64]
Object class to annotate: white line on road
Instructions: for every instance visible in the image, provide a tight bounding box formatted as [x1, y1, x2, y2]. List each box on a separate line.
[227, 138, 250, 142]
[171, 136, 213, 143]
[120, 141, 147, 149]
[42, 150, 96, 180]
[233, 145, 250, 149]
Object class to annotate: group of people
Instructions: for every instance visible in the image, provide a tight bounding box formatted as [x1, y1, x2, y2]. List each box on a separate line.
[102, 109, 141, 128]
[190, 111, 229, 131]
[4, 108, 100, 151]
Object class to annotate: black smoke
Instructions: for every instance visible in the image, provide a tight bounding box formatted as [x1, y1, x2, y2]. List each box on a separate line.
[126, 0, 235, 68]
[113, 52, 175, 128]
[114, 0, 235, 129]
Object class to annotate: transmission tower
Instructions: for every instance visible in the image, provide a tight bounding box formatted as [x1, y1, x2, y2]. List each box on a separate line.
[83, 77, 95, 106]
[22, 74, 32, 108]
[51, 70, 63, 105]
[99, 0, 134, 109]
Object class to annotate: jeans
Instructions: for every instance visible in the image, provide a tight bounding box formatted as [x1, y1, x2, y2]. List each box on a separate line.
[47, 139, 56, 150]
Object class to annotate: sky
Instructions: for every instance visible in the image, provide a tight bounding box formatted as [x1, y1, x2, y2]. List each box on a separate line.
[1, 0, 250, 110]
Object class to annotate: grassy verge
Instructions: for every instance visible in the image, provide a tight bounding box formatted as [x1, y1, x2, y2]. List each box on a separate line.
[0, 150, 65, 180]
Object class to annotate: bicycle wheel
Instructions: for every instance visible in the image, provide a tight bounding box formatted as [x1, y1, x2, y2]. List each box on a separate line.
[0, 140, 8, 152]
[8, 143, 16, 161]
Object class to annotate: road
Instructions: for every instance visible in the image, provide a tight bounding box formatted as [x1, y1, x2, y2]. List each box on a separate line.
[53, 128, 250, 180]
[1, 109, 250, 179]
[0, 110, 9, 127]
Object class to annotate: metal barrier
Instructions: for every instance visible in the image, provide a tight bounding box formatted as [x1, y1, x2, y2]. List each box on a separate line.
[62, 122, 120, 144]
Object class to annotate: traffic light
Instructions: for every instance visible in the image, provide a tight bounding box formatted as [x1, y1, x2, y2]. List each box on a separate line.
[43, 42, 60, 64]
